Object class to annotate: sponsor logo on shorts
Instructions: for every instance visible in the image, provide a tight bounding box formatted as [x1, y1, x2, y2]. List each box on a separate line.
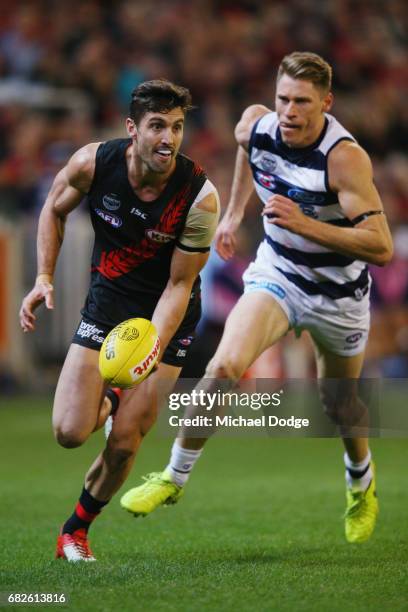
[287, 188, 325, 204]
[178, 336, 194, 347]
[247, 281, 286, 299]
[118, 326, 140, 341]
[145, 229, 175, 243]
[95, 208, 122, 228]
[102, 194, 121, 211]
[77, 321, 105, 344]
[261, 154, 277, 173]
[345, 332, 363, 344]
[129, 338, 161, 381]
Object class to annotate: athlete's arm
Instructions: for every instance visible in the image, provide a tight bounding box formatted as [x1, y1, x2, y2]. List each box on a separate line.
[215, 104, 269, 261]
[19, 143, 100, 332]
[152, 193, 218, 355]
[262, 141, 393, 266]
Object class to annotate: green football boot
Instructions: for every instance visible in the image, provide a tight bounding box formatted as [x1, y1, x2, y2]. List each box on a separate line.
[345, 463, 379, 543]
[121, 471, 184, 517]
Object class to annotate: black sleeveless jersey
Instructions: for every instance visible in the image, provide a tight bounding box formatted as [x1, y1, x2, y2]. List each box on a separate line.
[82, 138, 207, 327]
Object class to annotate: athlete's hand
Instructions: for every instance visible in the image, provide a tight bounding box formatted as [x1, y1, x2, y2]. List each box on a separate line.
[19, 278, 54, 332]
[262, 194, 311, 234]
[214, 214, 241, 261]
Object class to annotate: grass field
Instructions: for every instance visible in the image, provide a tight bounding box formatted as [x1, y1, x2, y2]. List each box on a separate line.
[1, 396, 407, 611]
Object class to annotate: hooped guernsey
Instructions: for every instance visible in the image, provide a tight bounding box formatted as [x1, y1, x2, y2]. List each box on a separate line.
[248, 112, 369, 309]
[82, 138, 219, 328]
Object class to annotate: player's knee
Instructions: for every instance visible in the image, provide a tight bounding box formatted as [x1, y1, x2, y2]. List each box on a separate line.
[319, 384, 340, 422]
[106, 443, 136, 471]
[54, 425, 87, 448]
[205, 355, 244, 382]
[319, 382, 358, 426]
[321, 400, 343, 425]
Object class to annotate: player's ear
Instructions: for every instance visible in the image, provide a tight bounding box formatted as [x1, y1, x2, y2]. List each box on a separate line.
[126, 118, 138, 139]
[322, 92, 333, 113]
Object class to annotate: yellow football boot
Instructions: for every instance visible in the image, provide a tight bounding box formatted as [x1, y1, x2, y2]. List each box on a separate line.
[121, 471, 183, 517]
[345, 463, 379, 543]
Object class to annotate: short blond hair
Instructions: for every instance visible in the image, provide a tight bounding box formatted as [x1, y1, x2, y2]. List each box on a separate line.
[277, 52, 332, 93]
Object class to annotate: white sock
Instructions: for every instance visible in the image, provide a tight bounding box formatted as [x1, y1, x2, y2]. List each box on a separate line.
[164, 441, 203, 487]
[344, 450, 372, 491]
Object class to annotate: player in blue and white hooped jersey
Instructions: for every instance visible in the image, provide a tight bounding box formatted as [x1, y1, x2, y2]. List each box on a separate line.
[243, 107, 372, 357]
[121, 53, 393, 544]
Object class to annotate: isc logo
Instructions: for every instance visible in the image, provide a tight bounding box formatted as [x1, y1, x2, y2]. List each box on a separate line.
[130, 207, 148, 220]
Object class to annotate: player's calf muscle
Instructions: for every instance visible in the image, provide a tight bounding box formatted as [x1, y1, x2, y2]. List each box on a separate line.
[105, 443, 136, 471]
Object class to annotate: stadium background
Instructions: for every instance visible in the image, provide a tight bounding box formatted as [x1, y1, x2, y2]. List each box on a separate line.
[0, 2, 407, 611]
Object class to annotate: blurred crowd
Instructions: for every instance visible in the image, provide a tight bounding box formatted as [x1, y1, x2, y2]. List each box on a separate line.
[0, 0, 407, 377]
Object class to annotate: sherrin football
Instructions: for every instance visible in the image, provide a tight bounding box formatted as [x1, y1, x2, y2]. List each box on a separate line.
[99, 318, 160, 388]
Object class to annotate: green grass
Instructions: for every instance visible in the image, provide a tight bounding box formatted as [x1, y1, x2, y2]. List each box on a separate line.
[0, 396, 407, 611]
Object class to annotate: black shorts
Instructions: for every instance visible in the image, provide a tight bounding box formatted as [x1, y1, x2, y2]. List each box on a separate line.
[72, 316, 197, 367]
[74, 279, 201, 367]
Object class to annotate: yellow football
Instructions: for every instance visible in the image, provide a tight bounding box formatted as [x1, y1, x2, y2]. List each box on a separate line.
[99, 318, 160, 388]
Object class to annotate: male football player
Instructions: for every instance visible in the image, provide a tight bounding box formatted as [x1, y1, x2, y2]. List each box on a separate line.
[121, 53, 393, 544]
[19, 79, 220, 560]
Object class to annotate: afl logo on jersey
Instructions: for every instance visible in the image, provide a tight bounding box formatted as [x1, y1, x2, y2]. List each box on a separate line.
[102, 193, 121, 211]
[256, 171, 276, 190]
[261, 154, 277, 173]
[145, 229, 175, 243]
[95, 208, 122, 228]
[178, 336, 194, 346]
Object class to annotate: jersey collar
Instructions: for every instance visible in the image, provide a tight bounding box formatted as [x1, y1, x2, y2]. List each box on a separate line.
[275, 116, 329, 161]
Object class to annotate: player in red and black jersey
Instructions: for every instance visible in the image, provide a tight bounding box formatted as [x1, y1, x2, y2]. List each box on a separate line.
[19, 80, 220, 562]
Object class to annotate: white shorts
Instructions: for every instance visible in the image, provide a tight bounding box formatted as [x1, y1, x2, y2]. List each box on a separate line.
[243, 259, 370, 357]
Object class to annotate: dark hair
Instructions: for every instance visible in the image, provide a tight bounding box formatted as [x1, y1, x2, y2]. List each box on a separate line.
[129, 79, 193, 124]
[277, 52, 332, 93]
